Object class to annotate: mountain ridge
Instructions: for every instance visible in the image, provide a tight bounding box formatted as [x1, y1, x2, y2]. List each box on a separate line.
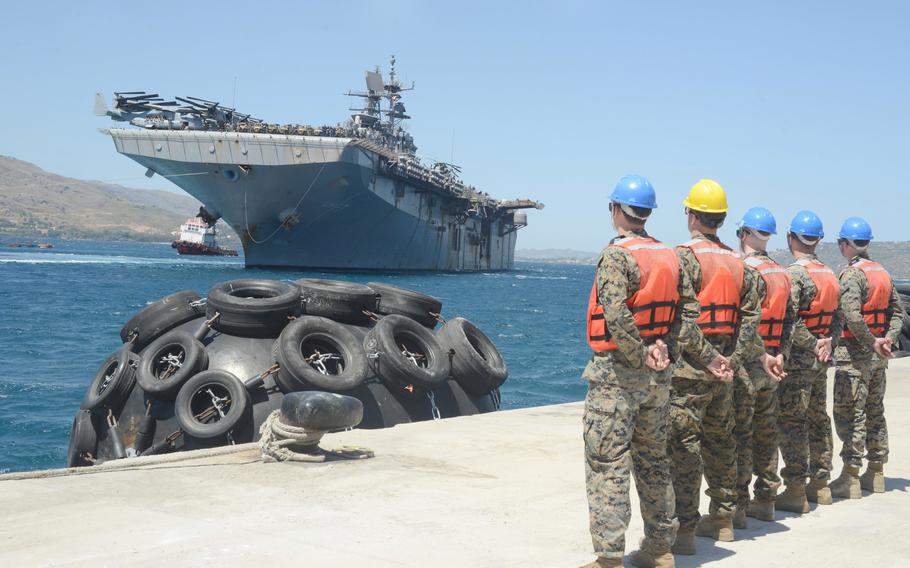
[0, 155, 214, 242]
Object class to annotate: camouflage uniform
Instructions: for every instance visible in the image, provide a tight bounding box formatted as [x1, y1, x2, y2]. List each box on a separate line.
[832, 257, 901, 468]
[778, 254, 841, 485]
[670, 233, 762, 530]
[733, 252, 798, 507]
[584, 229, 704, 560]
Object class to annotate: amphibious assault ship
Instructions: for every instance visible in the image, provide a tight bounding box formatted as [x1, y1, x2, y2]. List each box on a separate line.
[96, 58, 543, 271]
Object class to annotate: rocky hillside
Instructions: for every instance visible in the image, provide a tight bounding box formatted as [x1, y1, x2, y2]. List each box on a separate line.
[770, 242, 910, 280]
[0, 156, 222, 242]
[519, 242, 910, 279]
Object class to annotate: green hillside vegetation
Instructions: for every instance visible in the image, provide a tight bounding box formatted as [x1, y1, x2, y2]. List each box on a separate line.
[0, 155, 236, 243]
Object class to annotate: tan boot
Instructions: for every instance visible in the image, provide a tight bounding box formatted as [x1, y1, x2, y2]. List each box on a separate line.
[733, 508, 747, 529]
[694, 514, 735, 542]
[776, 482, 810, 514]
[830, 465, 862, 499]
[629, 548, 674, 568]
[672, 528, 696, 556]
[860, 462, 885, 493]
[746, 499, 774, 521]
[806, 478, 833, 505]
[579, 557, 622, 568]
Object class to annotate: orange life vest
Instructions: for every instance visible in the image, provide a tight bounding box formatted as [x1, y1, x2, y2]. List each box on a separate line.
[586, 236, 680, 353]
[744, 254, 792, 350]
[792, 258, 840, 337]
[841, 258, 893, 339]
[679, 239, 744, 335]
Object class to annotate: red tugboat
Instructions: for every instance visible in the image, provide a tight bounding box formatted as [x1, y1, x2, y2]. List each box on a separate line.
[171, 216, 237, 256]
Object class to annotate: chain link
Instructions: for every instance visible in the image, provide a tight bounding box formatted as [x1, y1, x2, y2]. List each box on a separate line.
[427, 390, 441, 420]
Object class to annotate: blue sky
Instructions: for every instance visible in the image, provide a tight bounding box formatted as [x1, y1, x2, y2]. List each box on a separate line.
[1, 1, 907, 251]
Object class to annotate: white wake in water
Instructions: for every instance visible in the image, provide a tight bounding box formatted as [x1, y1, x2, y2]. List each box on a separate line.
[0, 252, 242, 266]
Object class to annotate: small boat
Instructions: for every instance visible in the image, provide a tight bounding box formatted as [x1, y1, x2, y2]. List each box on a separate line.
[171, 217, 237, 257]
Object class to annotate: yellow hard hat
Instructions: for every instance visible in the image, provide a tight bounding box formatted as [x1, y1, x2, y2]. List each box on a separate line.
[683, 179, 728, 213]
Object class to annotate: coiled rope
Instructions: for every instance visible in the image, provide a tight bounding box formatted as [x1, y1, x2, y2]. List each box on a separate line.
[258, 410, 376, 464]
[258, 410, 326, 463]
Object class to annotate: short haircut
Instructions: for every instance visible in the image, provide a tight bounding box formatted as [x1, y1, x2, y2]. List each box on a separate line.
[694, 210, 726, 229]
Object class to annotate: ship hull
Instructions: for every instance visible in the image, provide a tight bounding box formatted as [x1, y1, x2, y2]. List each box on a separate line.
[108, 129, 520, 271]
[172, 240, 237, 256]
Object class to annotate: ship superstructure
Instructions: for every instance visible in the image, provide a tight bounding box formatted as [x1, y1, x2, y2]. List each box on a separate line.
[97, 58, 542, 270]
[172, 215, 237, 256]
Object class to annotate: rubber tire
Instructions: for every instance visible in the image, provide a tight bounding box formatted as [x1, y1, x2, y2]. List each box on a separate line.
[175, 370, 250, 439]
[296, 279, 378, 324]
[120, 291, 203, 351]
[206, 279, 301, 338]
[437, 317, 508, 395]
[275, 316, 370, 392]
[136, 331, 208, 399]
[367, 282, 442, 328]
[363, 314, 449, 389]
[81, 347, 138, 411]
[900, 293, 910, 313]
[66, 409, 98, 467]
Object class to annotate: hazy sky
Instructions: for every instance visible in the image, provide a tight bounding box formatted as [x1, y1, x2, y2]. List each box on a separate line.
[1, 1, 907, 251]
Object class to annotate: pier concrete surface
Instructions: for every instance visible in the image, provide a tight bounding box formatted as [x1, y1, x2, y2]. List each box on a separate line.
[2, 361, 910, 567]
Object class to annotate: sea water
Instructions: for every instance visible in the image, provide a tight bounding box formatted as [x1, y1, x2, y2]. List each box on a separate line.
[0, 239, 594, 473]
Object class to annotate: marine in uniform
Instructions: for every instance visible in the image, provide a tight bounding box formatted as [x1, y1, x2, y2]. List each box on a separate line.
[776, 211, 841, 513]
[831, 217, 901, 498]
[581, 175, 706, 568]
[668, 180, 762, 555]
[730, 208, 793, 526]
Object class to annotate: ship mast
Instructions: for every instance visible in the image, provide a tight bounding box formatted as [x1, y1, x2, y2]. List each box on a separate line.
[346, 56, 415, 149]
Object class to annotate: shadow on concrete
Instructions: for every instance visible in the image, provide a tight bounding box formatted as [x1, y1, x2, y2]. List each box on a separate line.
[672, 538, 736, 567]
[670, 520, 790, 567]
[883, 477, 910, 493]
[727, 519, 791, 542]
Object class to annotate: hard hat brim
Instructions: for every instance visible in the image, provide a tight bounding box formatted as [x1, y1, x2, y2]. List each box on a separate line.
[683, 197, 728, 214]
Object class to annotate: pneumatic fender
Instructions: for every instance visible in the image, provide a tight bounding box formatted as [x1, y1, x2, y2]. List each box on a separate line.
[175, 370, 250, 440]
[275, 316, 370, 392]
[364, 314, 449, 389]
[367, 282, 442, 328]
[66, 409, 98, 467]
[206, 279, 301, 338]
[280, 391, 364, 432]
[437, 317, 508, 395]
[120, 291, 204, 351]
[136, 331, 208, 399]
[81, 347, 139, 411]
[296, 279, 379, 325]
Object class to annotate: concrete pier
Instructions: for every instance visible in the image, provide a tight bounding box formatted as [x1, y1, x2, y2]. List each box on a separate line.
[2, 361, 910, 567]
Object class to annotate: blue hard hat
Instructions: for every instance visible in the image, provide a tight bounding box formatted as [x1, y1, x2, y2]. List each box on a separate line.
[788, 210, 824, 238]
[609, 175, 657, 209]
[839, 217, 873, 241]
[738, 206, 777, 235]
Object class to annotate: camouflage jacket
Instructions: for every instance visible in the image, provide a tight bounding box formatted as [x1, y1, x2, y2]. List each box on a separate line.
[674, 233, 762, 380]
[742, 250, 800, 371]
[837, 255, 903, 363]
[787, 253, 843, 370]
[592, 228, 712, 370]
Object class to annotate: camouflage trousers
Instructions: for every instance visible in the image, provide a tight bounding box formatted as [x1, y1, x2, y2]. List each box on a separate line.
[833, 357, 889, 467]
[733, 365, 780, 506]
[669, 377, 736, 529]
[583, 356, 678, 559]
[777, 364, 833, 484]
